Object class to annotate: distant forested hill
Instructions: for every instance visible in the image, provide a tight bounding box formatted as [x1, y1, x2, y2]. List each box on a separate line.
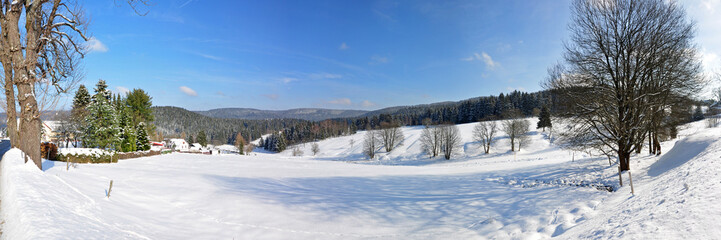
[152, 106, 307, 144]
[194, 108, 367, 121]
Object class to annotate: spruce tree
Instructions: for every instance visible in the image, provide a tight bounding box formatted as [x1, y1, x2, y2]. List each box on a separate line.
[82, 83, 120, 150]
[276, 133, 286, 152]
[94, 79, 111, 101]
[197, 130, 207, 147]
[126, 89, 154, 125]
[537, 105, 552, 131]
[118, 107, 137, 152]
[72, 85, 91, 110]
[71, 85, 92, 142]
[136, 122, 151, 151]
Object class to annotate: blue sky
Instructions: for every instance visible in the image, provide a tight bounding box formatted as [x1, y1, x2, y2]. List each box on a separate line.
[75, 0, 721, 111]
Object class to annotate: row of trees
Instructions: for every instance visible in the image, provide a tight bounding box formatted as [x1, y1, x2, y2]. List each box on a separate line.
[362, 123, 406, 159]
[418, 124, 462, 160]
[65, 80, 154, 152]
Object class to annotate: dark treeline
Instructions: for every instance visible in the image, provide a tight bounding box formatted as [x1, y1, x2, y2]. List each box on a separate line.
[347, 90, 554, 129]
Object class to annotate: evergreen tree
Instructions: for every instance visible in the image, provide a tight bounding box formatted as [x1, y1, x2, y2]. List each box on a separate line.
[537, 105, 552, 131]
[72, 85, 91, 110]
[94, 79, 111, 101]
[276, 133, 286, 152]
[126, 89, 154, 125]
[118, 107, 137, 152]
[136, 122, 151, 151]
[82, 82, 120, 150]
[258, 136, 264, 149]
[197, 130, 208, 147]
[70, 84, 92, 143]
[693, 105, 705, 121]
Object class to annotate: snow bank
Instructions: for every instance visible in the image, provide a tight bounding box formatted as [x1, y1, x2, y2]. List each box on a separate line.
[1, 148, 142, 239]
[563, 127, 721, 239]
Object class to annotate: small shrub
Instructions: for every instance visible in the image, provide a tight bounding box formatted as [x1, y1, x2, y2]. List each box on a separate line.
[292, 146, 303, 156]
[706, 117, 719, 128]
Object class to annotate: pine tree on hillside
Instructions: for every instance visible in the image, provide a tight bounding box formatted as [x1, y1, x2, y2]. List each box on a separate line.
[537, 105, 552, 131]
[197, 130, 208, 147]
[136, 122, 151, 151]
[258, 136, 264, 149]
[118, 107, 137, 152]
[83, 85, 120, 150]
[276, 133, 286, 152]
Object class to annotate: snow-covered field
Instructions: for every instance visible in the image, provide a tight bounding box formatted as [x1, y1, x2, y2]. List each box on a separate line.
[0, 119, 719, 239]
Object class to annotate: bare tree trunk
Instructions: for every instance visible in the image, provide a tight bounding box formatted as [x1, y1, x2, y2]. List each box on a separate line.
[7, 4, 42, 168]
[3, 69, 17, 146]
[0, 11, 18, 147]
[618, 148, 631, 172]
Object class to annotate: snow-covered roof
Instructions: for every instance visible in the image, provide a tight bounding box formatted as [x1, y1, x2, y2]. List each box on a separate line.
[169, 139, 188, 145]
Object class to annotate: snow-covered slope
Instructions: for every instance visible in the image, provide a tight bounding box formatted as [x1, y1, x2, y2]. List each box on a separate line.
[0, 119, 719, 239]
[562, 124, 721, 239]
[279, 119, 555, 166]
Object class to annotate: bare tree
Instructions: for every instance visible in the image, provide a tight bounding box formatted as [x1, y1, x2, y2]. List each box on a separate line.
[362, 130, 379, 159]
[311, 142, 320, 156]
[0, 1, 94, 168]
[420, 125, 442, 158]
[292, 146, 303, 156]
[545, 0, 703, 174]
[516, 120, 531, 151]
[473, 121, 497, 154]
[439, 124, 461, 160]
[502, 117, 530, 152]
[377, 122, 404, 152]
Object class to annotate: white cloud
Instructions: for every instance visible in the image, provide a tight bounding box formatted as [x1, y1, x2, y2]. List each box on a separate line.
[481, 52, 498, 69]
[179, 86, 197, 96]
[701, 50, 719, 73]
[461, 52, 499, 69]
[370, 55, 389, 64]
[263, 94, 278, 100]
[179, 0, 194, 8]
[281, 77, 298, 84]
[460, 56, 475, 61]
[361, 100, 377, 107]
[86, 37, 108, 53]
[115, 86, 130, 95]
[308, 72, 342, 79]
[216, 91, 225, 97]
[328, 98, 352, 105]
[339, 42, 349, 50]
[196, 53, 223, 61]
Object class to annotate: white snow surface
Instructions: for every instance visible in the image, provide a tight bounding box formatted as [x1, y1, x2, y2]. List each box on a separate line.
[0, 119, 719, 239]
